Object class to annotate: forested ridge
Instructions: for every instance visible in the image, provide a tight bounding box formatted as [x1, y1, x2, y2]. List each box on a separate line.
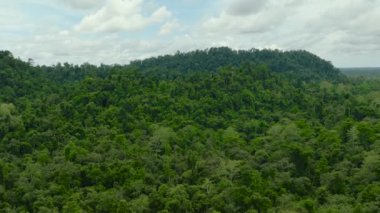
[0, 48, 380, 212]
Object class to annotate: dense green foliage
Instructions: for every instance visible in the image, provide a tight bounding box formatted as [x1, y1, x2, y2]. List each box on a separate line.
[0, 48, 380, 212]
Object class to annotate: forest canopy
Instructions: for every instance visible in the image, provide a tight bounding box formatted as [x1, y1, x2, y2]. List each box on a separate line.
[0, 48, 380, 212]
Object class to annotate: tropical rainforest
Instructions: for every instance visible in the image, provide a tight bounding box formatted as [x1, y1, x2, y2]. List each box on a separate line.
[0, 47, 380, 213]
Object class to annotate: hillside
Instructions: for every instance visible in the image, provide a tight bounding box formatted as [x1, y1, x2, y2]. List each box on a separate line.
[0, 49, 380, 212]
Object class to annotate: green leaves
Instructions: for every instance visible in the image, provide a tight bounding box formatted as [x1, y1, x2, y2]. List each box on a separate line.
[0, 49, 379, 212]
[0, 103, 23, 138]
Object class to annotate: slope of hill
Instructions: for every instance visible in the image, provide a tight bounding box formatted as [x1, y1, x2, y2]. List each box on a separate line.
[0, 49, 379, 212]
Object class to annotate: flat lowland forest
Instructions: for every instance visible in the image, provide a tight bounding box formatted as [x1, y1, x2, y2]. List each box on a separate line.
[340, 67, 380, 78]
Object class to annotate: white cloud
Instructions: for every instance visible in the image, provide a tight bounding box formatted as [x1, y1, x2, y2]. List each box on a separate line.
[2, 0, 380, 67]
[74, 0, 171, 32]
[159, 20, 180, 35]
[199, 0, 380, 66]
[226, 0, 267, 16]
[61, 0, 105, 10]
[202, 0, 299, 35]
[202, 9, 284, 35]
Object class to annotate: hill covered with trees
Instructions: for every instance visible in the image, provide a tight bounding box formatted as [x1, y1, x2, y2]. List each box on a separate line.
[0, 48, 380, 212]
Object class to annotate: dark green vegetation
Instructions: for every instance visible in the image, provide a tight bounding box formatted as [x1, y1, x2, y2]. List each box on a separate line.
[1, 48, 380, 212]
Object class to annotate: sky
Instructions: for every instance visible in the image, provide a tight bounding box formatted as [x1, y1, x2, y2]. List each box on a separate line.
[1, 0, 380, 67]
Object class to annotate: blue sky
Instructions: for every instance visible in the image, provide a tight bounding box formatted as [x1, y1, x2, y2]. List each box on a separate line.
[1, 0, 380, 67]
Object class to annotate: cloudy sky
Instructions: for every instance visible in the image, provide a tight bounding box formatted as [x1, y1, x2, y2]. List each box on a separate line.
[1, 0, 379, 67]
